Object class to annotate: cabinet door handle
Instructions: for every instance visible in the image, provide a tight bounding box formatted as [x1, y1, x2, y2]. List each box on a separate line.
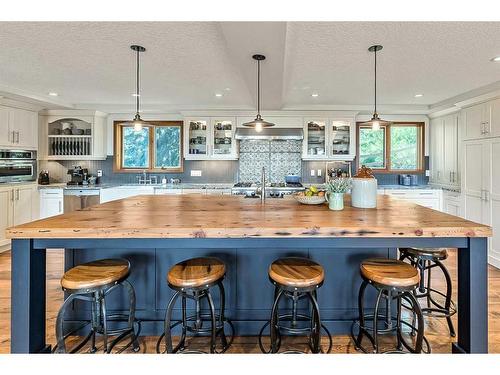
[485, 121, 490, 134]
[58, 201, 62, 213]
[16, 131, 20, 143]
[16, 189, 20, 200]
[484, 190, 489, 202]
[480, 122, 485, 135]
[11, 189, 14, 202]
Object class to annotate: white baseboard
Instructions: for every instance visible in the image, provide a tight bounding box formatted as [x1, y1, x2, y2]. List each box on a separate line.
[488, 254, 500, 269]
[0, 244, 11, 253]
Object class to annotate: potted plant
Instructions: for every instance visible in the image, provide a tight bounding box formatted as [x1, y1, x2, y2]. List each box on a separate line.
[325, 178, 351, 211]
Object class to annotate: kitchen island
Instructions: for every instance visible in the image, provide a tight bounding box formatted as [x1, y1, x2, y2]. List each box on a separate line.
[6, 194, 491, 353]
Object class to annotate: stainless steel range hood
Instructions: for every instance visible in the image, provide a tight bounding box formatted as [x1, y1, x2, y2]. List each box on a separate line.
[235, 128, 303, 140]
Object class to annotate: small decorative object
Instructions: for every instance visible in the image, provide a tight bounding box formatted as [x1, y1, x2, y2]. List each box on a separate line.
[294, 186, 326, 205]
[325, 178, 351, 211]
[351, 165, 378, 208]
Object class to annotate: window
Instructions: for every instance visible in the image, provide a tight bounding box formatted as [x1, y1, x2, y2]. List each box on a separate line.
[357, 122, 424, 173]
[114, 121, 183, 172]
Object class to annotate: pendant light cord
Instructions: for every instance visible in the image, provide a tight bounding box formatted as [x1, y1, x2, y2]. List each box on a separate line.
[136, 48, 140, 115]
[257, 59, 261, 116]
[374, 47, 377, 114]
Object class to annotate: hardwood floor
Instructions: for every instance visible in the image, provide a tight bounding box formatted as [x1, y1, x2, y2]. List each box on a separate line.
[1, 249, 500, 354]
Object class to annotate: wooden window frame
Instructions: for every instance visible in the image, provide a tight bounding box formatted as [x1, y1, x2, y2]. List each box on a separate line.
[114, 120, 184, 173]
[356, 122, 425, 174]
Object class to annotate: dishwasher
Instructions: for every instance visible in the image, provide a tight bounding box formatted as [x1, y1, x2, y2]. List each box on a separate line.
[63, 189, 101, 213]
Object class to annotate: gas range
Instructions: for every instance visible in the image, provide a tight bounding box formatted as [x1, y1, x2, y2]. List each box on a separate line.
[231, 182, 305, 198]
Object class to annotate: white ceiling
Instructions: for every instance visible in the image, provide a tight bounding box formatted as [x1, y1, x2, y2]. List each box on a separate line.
[0, 21, 499, 112]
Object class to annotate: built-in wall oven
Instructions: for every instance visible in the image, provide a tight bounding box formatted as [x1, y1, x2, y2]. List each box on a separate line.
[0, 149, 37, 183]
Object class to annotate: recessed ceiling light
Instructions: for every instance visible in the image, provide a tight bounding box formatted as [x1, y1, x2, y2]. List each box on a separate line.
[224, 87, 231, 91]
[311, 93, 319, 98]
[131, 93, 140, 97]
[48, 92, 58, 97]
[414, 94, 424, 98]
[491, 56, 500, 62]
[215, 93, 223, 97]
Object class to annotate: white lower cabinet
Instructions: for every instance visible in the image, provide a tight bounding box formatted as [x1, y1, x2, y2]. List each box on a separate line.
[40, 189, 64, 219]
[0, 189, 12, 247]
[383, 189, 442, 210]
[443, 190, 463, 217]
[100, 186, 155, 203]
[0, 183, 38, 248]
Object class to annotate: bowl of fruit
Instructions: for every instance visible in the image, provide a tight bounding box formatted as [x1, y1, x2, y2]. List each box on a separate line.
[293, 186, 326, 205]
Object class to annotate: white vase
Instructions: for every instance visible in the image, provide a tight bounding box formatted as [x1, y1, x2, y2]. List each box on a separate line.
[351, 178, 378, 208]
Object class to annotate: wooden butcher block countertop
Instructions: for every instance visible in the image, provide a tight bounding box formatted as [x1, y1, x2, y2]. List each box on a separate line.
[6, 194, 492, 239]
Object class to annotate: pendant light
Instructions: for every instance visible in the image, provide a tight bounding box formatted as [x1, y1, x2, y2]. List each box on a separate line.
[362, 45, 391, 130]
[123, 45, 148, 131]
[242, 54, 274, 132]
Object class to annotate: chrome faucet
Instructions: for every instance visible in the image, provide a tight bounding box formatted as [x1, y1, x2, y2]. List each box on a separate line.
[259, 167, 266, 203]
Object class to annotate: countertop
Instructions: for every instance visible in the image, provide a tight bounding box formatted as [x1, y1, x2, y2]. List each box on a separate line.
[6, 194, 491, 239]
[37, 183, 234, 190]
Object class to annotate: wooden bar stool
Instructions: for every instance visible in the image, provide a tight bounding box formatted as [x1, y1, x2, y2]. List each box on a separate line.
[258, 257, 332, 354]
[399, 247, 456, 337]
[156, 257, 234, 354]
[351, 258, 430, 354]
[54, 258, 140, 353]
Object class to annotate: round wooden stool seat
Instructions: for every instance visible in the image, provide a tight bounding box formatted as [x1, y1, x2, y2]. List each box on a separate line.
[167, 257, 226, 289]
[360, 258, 419, 288]
[61, 258, 130, 291]
[269, 257, 324, 288]
[400, 247, 448, 260]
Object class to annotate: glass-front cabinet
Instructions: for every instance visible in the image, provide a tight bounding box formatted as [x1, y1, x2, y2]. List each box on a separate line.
[302, 118, 356, 160]
[184, 117, 237, 160]
[186, 119, 209, 157]
[330, 120, 352, 156]
[304, 119, 327, 158]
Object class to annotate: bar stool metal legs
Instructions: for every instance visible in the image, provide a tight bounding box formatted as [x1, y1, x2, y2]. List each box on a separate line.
[156, 280, 234, 354]
[258, 282, 333, 354]
[54, 279, 141, 354]
[351, 258, 431, 354]
[351, 280, 430, 354]
[399, 248, 457, 337]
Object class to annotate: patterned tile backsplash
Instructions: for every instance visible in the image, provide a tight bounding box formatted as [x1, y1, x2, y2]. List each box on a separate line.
[238, 140, 302, 183]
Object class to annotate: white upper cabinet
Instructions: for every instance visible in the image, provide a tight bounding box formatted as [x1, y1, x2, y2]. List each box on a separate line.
[302, 117, 356, 160]
[0, 105, 38, 150]
[430, 113, 459, 188]
[184, 117, 237, 160]
[38, 110, 107, 160]
[462, 99, 500, 141]
[303, 118, 327, 158]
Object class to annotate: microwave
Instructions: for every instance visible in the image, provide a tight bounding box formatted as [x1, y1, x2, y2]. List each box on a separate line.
[0, 149, 37, 183]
